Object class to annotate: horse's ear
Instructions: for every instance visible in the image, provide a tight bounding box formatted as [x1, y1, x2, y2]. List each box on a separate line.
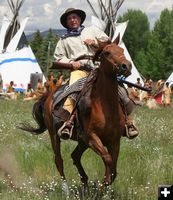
[96, 38, 105, 49]
[113, 33, 120, 45]
[96, 37, 110, 49]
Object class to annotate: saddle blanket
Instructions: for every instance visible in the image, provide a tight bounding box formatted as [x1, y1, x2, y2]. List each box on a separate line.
[53, 69, 98, 107]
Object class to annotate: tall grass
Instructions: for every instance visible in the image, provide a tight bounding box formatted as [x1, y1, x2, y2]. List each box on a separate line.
[0, 98, 173, 199]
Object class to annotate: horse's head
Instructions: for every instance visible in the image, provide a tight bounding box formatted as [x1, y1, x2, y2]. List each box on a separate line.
[94, 34, 132, 77]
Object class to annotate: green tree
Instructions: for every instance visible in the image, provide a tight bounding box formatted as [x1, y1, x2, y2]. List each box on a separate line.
[135, 34, 166, 80]
[29, 30, 44, 71]
[29, 30, 43, 56]
[152, 8, 173, 78]
[38, 29, 59, 76]
[118, 9, 150, 60]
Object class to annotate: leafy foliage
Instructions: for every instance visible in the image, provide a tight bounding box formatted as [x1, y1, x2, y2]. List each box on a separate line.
[29, 29, 59, 76]
[118, 8, 173, 80]
[152, 9, 173, 79]
[118, 9, 150, 60]
[135, 34, 166, 80]
[30, 30, 43, 56]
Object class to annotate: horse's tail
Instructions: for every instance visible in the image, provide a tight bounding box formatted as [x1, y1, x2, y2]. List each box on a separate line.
[18, 93, 48, 135]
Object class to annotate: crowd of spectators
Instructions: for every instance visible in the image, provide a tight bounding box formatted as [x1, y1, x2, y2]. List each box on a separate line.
[126, 77, 173, 108]
[0, 71, 64, 100]
[0, 72, 172, 108]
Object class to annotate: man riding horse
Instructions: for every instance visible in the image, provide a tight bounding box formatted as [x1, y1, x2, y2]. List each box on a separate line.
[53, 8, 138, 140]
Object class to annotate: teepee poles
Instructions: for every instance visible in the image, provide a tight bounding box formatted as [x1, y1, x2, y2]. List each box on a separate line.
[86, 0, 125, 38]
[4, 0, 25, 50]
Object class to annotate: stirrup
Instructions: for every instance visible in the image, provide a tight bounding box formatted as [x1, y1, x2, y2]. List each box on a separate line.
[58, 122, 74, 140]
[125, 124, 139, 139]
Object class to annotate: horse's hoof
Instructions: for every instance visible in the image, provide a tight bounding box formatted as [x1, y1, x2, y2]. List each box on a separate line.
[57, 122, 73, 140]
[61, 179, 70, 195]
[60, 129, 71, 140]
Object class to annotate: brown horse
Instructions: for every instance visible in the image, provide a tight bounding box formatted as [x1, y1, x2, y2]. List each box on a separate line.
[20, 35, 132, 187]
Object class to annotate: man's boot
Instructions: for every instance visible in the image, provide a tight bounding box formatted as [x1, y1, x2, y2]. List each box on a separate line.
[125, 117, 139, 139]
[58, 113, 76, 140]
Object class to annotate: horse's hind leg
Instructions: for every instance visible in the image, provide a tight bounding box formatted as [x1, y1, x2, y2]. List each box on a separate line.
[71, 142, 88, 186]
[49, 131, 70, 194]
[88, 133, 113, 186]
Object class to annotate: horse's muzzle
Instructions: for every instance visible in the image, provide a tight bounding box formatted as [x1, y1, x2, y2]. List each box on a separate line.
[118, 62, 132, 77]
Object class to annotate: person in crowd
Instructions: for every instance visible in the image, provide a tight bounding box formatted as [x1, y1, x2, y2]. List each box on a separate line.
[162, 82, 172, 106]
[44, 73, 54, 93]
[127, 84, 140, 102]
[53, 8, 139, 139]
[135, 77, 142, 100]
[6, 81, 15, 93]
[141, 78, 153, 103]
[49, 70, 54, 78]
[56, 71, 64, 88]
[156, 78, 165, 91]
[136, 77, 142, 87]
[5, 81, 17, 99]
[35, 79, 44, 99]
[24, 83, 36, 101]
[153, 78, 165, 105]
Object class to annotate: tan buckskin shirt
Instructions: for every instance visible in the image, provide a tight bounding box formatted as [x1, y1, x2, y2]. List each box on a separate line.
[54, 26, 109, 67]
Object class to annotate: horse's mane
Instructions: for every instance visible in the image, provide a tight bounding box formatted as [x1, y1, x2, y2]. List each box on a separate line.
[93, 39, 111, 63]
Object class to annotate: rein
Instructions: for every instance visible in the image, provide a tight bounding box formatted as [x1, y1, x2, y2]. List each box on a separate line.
[98, 50, 126, 73]
[95, 47, 151, 92]
[75, 55, 94, 61]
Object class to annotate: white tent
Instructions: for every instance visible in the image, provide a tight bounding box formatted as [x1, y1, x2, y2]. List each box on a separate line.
[0, 46, 45, 91]
[113, 21, 144, 85]
[166, 72, 173, 87]
[91, 16, 144, 86]
[0, 0, 45, 92]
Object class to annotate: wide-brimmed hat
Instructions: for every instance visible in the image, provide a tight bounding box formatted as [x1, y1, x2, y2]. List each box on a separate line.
[60, 8, 86, 28]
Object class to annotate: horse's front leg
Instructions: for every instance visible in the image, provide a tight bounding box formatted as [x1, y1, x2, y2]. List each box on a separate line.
[107, 138, 121, 183]
[71, 142, 88, 186]
[88, 133, 113, 186]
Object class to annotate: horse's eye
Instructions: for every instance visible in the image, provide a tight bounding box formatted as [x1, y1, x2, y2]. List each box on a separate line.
[104, 51, 110, 56]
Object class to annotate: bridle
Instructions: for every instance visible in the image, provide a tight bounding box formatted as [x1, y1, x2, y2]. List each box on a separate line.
[98, 47, 129, 75]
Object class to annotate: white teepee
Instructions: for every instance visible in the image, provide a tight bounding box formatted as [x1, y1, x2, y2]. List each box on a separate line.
[166, 72, 173, 87]
[0, 0, 45, 92]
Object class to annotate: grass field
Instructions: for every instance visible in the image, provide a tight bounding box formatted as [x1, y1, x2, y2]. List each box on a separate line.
[0, 97, 173, 200]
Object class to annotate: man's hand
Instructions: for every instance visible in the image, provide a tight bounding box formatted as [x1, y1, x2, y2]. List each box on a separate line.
[84, 39, 99, 51]
[72, 61, 81, 70]
[84, 39, 96, 46]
